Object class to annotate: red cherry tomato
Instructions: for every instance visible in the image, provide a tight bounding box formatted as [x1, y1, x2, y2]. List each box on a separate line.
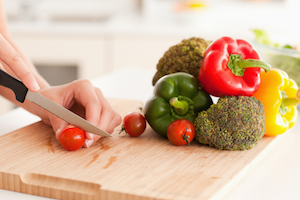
[58, 125, 85, 151]
[120, 112, 146, 137]
[167, 119, 195, 146]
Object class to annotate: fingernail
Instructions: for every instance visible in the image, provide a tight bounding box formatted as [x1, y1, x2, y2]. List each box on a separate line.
[55, 128, 62, 140]
[85, 138, 94, 148]
[87, 132, 94, 140]
[56, 128, 62, 135]
[31, 81, 40, 91]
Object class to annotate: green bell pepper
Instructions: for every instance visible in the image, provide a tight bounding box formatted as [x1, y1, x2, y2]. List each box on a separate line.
[144, 72, 213, 137]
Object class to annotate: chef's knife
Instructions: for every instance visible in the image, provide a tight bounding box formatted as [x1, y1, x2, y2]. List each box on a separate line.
[0, 69, 111, 137]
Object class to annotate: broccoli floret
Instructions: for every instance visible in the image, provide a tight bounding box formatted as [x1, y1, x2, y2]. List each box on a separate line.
[152, 37, 211, 85]
[194, 96, 266, 151]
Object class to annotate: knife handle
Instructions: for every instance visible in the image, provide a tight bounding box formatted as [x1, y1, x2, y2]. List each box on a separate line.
[0, 69, 28, 103]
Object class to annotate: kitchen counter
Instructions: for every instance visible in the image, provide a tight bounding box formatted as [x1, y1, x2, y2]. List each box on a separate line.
[0, 68, 300, 200]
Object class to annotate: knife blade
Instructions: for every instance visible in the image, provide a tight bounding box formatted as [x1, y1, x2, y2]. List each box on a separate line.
[0, 69, 111, 137]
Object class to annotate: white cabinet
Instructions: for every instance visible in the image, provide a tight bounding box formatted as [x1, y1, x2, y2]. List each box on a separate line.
[12, 32, 186, 78]
[111, 34, 183, 71]
[13, 34, 107, 80]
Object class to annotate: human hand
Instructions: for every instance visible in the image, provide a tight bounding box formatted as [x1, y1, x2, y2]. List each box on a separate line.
[0, 34, 40, 91]
[31, 79, 122, 148]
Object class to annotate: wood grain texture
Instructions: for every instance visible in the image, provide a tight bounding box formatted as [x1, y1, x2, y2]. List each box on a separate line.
[0, 99, 286, 200]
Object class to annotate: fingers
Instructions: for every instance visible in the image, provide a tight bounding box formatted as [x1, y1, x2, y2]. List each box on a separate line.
[94, 87, 122, 134]
[50, 116, 69, 141]
[38, 80, 122, 148]
[70, 80, 121, 147]
[75, 80, 102, 140]
[83, 112, 122, 148]
[35, 85, 72, 140]
[83, 100, 122, 148]
[0, 34, 40, 91]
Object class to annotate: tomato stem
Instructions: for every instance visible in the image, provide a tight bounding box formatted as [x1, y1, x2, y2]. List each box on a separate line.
[118, 125, 128, 137]
[182, 126, 191, 146]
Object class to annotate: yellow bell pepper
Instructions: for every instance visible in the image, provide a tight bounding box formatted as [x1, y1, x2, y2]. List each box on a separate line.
[253, 68, 300, 136]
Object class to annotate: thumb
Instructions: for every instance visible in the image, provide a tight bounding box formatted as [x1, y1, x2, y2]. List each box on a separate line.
[48, 115, 69, 140]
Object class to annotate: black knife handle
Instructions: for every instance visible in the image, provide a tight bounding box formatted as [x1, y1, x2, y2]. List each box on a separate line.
[0, 69, 28, 103]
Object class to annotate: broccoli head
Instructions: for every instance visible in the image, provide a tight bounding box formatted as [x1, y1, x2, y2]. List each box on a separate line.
[152, 37, 211, 85]
[194, 96, 266, 151]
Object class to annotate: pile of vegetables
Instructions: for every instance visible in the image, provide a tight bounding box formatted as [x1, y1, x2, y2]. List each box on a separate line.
[60, 35, 300, 152]
[142, 36, 300, 150]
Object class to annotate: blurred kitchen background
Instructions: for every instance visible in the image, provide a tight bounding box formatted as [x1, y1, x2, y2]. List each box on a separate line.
[1, 0, 299, 114]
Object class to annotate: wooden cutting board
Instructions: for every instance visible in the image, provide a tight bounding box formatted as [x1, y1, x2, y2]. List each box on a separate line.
[0, 99, 286, 200]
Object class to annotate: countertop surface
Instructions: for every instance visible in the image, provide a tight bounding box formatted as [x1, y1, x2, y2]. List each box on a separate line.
[0, 68, 300, 200]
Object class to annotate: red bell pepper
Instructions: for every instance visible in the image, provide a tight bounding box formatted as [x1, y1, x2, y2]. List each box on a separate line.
[198, 36, 271, 97]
